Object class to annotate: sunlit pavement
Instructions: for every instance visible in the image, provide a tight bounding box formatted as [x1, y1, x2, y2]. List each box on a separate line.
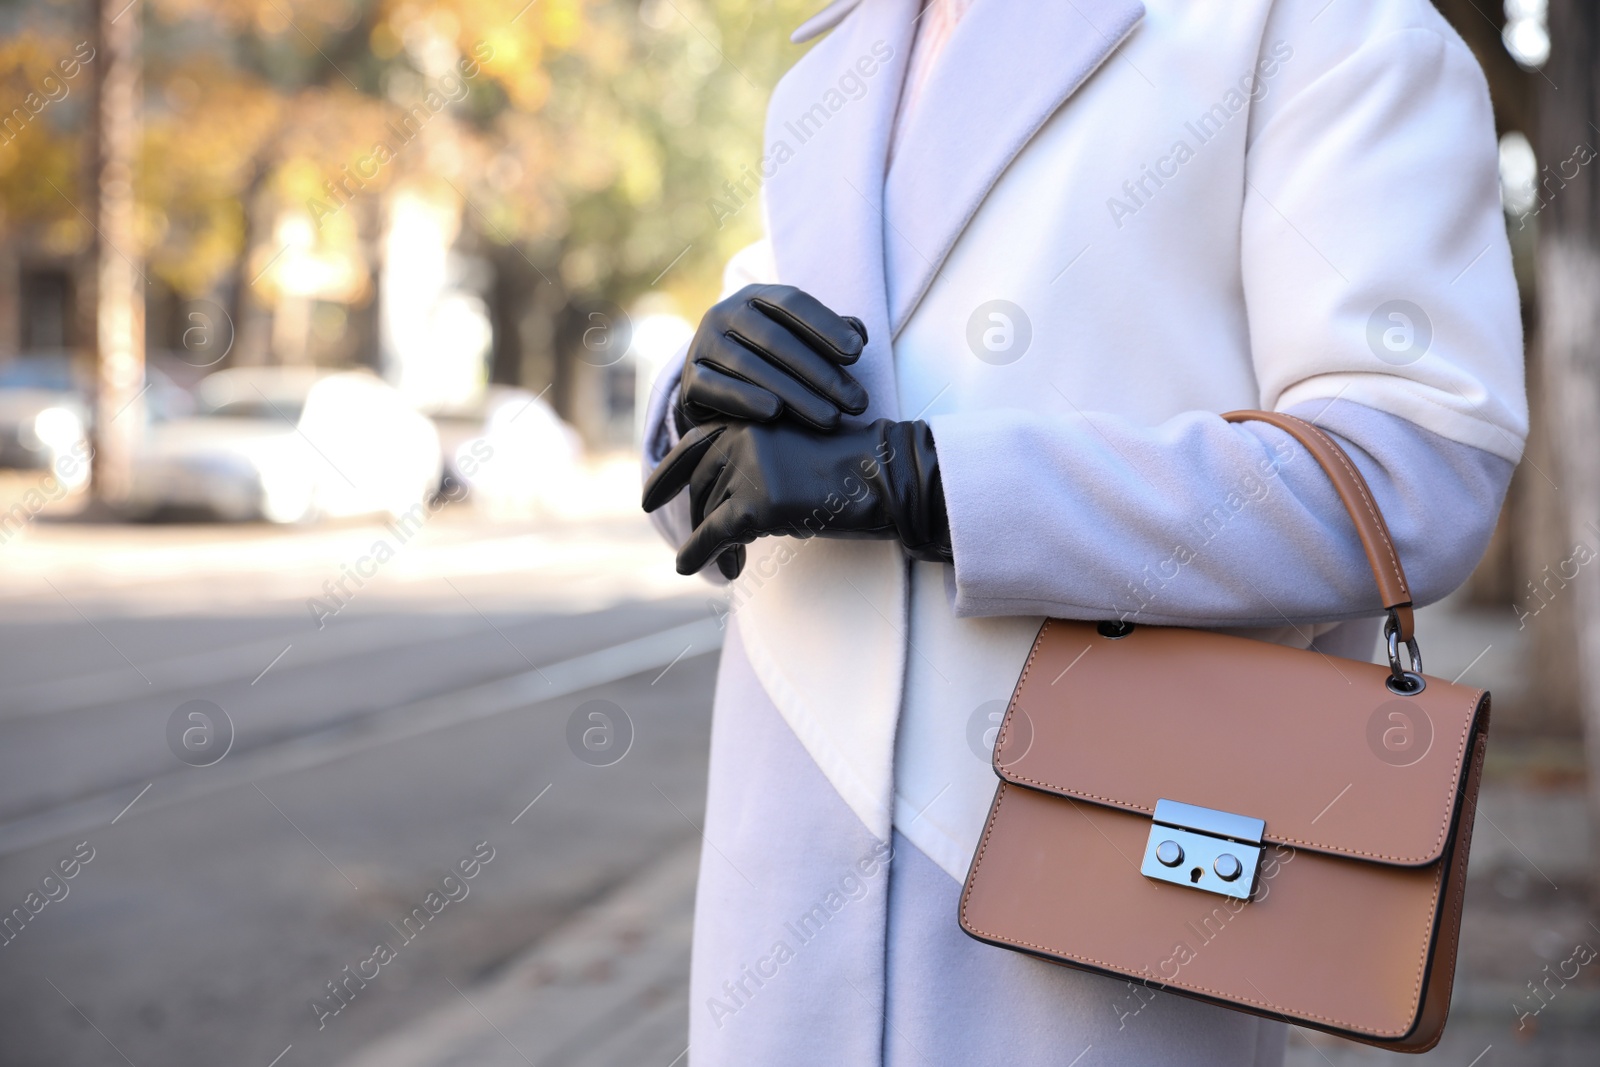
[0, 501, 1594, 1066]
[0, 489, 724, 1067]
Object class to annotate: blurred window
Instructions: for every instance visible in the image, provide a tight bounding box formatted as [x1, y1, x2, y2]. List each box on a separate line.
[0, 356, 77, 392]
[19, 268, 74, 350]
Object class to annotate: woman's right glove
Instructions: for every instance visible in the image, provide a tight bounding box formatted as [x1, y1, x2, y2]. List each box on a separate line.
[675, 284, 870, 434]
[642, 418, 952, 578]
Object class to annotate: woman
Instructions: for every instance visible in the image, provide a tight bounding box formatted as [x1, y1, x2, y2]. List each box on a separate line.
[641, 1, 1525, 1064]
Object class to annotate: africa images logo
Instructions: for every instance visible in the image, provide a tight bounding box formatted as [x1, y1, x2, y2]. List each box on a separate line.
[965, 300, 1032, 366]
[1365, 699, 1433, 768]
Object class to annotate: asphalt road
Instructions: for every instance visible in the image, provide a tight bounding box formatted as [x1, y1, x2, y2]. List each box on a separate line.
[0, 509, 721, 1067]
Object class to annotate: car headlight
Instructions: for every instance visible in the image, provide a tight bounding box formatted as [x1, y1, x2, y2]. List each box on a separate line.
[32, 407, 84, 453]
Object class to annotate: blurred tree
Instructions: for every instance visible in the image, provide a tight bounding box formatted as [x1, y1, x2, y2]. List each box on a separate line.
[0, 30, 92, 250]
[1432, 0, 1584, 741]
[412, 0, 817, 426]
[1536, 0, 1600, 910]
[0, 0, 814, 368]
[91, 0, 144, 500]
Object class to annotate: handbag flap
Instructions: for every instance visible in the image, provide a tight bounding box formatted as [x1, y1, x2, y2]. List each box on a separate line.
[994, 619, 1487, 866]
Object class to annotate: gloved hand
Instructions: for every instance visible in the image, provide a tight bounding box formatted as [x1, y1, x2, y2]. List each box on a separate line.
[642, 418, 952, 578]
[675, 284, 870, 435]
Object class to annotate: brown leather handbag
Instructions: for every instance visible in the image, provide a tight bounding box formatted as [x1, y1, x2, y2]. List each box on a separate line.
[959, 410, 1488, 1053]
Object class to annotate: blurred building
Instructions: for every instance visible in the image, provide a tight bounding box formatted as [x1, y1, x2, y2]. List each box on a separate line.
[0, 191, 661, 455]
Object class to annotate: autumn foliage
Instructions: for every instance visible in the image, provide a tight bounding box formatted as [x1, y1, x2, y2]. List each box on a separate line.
[0, 0, 816, 327]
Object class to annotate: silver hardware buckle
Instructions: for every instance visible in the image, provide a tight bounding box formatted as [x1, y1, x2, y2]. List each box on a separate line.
[1140, 799, 1264, 900]
[1384, 611, 1426, 695]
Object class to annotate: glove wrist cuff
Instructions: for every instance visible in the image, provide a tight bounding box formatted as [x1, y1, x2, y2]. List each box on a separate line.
[875, 420, 952, 564]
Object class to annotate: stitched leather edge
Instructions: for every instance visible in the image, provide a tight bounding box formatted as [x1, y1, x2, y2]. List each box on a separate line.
[990, 617, 1046, 770]
[1300, 419, 1410, 600]
[995, 620, 1481, 865]
[958, 779, 1446, 1039]
[1407, 709, 1489, 1047]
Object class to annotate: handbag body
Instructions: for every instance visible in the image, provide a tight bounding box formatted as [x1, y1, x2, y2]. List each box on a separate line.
[958, 410, 1489, 1053]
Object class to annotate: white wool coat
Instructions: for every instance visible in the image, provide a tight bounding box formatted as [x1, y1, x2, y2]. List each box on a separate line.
[643, 1, 1525, 1063]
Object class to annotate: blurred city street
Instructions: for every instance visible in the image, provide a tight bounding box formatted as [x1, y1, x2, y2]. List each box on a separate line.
[0, 471, 1594, 1066]
[0, 0, 1594, 1064]
[0, 475, 724, 1067]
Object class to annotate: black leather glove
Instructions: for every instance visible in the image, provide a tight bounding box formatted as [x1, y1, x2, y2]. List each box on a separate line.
[675, 284, 870, 435]
[642, 418, 952, 578]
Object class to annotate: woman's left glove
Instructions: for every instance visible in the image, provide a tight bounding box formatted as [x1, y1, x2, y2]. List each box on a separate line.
[642, 418, 952, 578]
[675, 284, 870, 434]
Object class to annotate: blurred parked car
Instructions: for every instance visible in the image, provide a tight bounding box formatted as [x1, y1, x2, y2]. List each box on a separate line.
[0, 354, 196, 485]
[439, 386, 584, 519]
[0, 354, 92, 484]
[128, 367, 442, 522]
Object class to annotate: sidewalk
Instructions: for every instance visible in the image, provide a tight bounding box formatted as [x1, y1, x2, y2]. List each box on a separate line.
[338, 842, 697, 1067]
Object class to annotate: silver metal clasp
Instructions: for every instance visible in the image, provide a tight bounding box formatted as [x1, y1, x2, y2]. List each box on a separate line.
[1140, 799, 1264, 900]
[1384, 611, 1426, 695]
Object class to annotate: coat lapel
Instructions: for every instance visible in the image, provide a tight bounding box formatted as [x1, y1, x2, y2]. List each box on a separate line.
[763, 0, 919, 423]
[790, 0, 866, 44]
[882, 0, 1145, 336]
[742, 3, 920, 849]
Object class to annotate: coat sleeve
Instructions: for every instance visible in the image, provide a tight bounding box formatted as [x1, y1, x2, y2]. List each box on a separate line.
[930, 24, 1526, 628]
[641, 239, 781, 552]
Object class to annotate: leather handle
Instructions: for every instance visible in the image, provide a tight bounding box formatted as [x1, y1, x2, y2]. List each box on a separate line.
[1223, 410, 1415, 642]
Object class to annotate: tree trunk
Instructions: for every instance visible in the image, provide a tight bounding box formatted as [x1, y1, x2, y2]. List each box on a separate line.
[1537, 0, 1600, 910]
[225, 158, 273, 367]
[91, 0, 144, 501]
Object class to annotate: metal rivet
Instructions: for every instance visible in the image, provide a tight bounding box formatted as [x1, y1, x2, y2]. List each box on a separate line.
[1155, 840, 1183, 867]
[1214, 854, 1243, 882]
[1386, 671, 1427, 696]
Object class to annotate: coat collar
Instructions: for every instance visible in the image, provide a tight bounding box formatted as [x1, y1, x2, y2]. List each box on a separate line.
[791, 0, 865, 44]
[763, 0, 919, 424]
[764, 0, 1144, 418]
[882, 0, 1145, 336]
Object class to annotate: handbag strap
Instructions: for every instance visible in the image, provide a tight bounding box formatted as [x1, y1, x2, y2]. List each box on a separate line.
[1222, 410, 1423, 687]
